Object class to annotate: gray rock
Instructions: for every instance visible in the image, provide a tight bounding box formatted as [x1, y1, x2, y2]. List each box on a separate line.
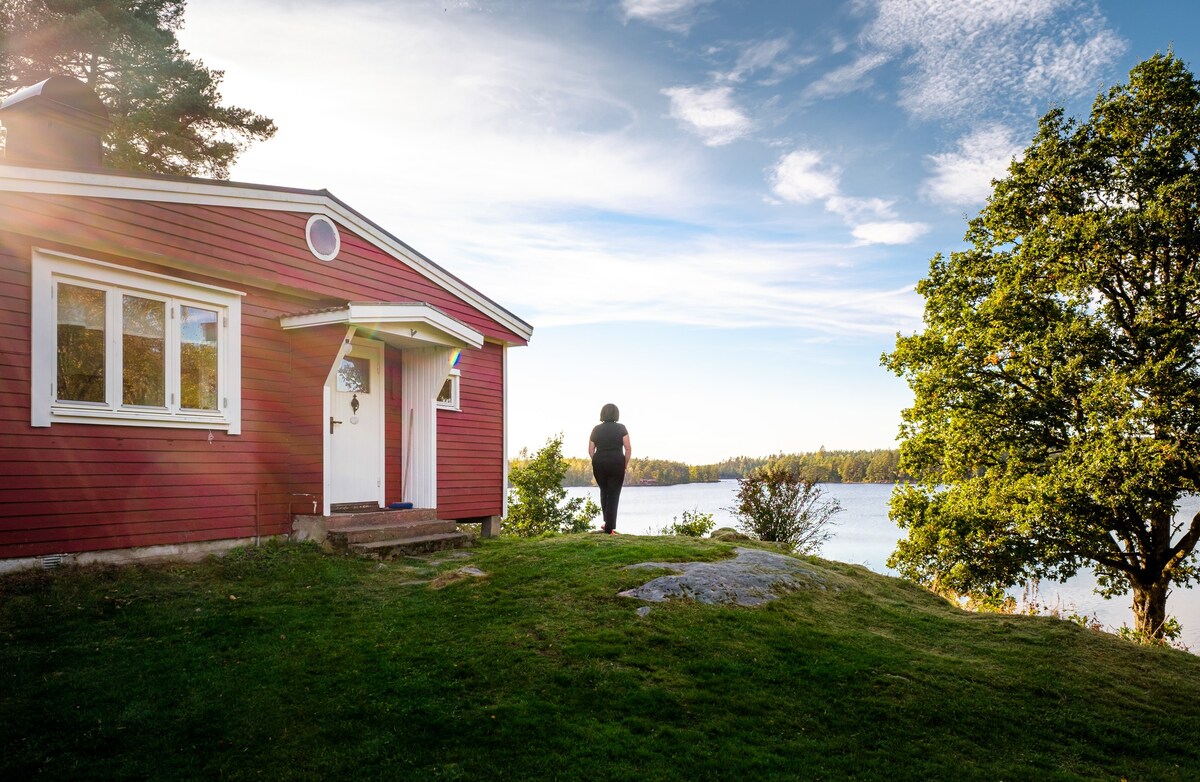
[618, 547, 826, 606]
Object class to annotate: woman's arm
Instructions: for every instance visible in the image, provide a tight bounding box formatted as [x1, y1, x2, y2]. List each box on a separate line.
[622, 434, 631, 468]
[588, 439, 596, 458]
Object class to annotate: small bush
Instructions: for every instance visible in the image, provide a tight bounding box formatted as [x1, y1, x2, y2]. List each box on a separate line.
[730, 469, 840, 554]
[657, 509, 716, 537]
[1117, 617, 1189, 650]
[504, 434, 599, 537]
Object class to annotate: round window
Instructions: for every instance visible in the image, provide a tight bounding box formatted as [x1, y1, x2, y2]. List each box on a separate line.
[306, 214, 341, 261]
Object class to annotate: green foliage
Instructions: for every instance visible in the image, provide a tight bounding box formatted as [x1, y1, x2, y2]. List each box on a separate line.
[1117, 617, 1187, 650]
[623, 457, 716, 485]
[0, 0, 276, 177]
[556, 456, 721, 487]
[657, 508, 716, 537]
[504, 434, 599, 536]
[717, 449, 908, 483]
[561, 456, 595, 487]
[883, 53, 1200, 639]
[731, 469, 841, 553]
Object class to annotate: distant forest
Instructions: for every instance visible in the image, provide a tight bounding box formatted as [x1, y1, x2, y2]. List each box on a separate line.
[535, 449, 909, 487]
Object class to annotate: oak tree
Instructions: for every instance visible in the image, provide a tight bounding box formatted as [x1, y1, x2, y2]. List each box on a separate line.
[0, 0, 275, 177]
[884, 54, 1200, 640]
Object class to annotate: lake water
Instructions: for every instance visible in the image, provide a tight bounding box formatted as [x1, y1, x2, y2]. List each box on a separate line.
[566, 480, 1200, 651]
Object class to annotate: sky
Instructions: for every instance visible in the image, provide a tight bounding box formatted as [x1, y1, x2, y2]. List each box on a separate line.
[177, 0, 1200, 464]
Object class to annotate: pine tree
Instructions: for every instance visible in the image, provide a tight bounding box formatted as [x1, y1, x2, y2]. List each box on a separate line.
[1, 0, 276, 178]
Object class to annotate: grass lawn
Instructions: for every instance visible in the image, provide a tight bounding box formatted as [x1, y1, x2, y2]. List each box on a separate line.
[2, 535, 1198, 781]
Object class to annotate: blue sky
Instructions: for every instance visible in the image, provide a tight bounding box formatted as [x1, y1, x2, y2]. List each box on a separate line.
[180, 0, 1200, 463]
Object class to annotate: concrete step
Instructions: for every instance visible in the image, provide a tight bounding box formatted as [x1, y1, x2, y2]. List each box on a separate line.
[330, 519, 458, 546]
[349, 532, 472, 559]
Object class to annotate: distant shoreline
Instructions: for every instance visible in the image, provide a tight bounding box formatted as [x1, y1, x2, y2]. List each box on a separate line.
[547, 449, 909, 488]
[563, 478, 904, 488]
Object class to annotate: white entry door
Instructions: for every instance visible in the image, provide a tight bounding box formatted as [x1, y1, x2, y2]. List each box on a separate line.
[328, 339, 385, 506]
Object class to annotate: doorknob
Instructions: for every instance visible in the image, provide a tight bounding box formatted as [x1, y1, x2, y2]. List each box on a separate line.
[330, 416, 343, 434]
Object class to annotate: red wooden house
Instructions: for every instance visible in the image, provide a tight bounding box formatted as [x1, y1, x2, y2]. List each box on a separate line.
[0, 77, 532, 570]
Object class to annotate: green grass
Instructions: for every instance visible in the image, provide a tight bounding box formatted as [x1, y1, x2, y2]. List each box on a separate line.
[2, 536, 1198, 781]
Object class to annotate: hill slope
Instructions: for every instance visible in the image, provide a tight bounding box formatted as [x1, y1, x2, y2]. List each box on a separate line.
[2, 536, 1198, 781]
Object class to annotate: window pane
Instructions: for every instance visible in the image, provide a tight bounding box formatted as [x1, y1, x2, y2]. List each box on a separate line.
[180, 306, 219, 410]
[437, 377, 453, 403]
[57, 284, 106, 403]
[337, 356, 370, 393]
[122, 295, 166, 407]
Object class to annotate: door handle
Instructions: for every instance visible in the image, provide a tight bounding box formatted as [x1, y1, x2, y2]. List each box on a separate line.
[330, 417, 343, 434]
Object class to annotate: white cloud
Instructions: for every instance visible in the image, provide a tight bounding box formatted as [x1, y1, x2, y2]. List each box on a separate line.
[770, 149, 841, 203]
[720, 36, 801, 84]
[851, 221, 930, 245]
[180, 0, 701, 228]
[923, 124, 1025, 206]
[825, 195, 896, 221]
[452, 220, 923, 334]
[805, 52, 890, 99]
[662, 85, 754, 146]
[621, 0, 710, 31]
[769, 150, 928, 246]
[828, 0, 1126, 121]
[178, 1, 932, 342]
[1025, 19, 1126, 96]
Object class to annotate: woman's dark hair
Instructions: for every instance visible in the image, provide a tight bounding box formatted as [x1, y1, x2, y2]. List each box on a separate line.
[599, 403, 620, 422]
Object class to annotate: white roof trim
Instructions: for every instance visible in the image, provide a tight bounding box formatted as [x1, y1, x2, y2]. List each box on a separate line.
[0, 165, 533, 344]
[280, 302, 485, 350]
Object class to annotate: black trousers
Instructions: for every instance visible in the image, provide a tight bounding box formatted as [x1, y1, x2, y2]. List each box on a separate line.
[591, 451, 626, 532]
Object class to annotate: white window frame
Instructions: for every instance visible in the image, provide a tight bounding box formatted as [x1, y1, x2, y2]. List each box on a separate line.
[31, 249, 244, 433]
[305, 214, 341, 262]
[436, 368, 461, 412]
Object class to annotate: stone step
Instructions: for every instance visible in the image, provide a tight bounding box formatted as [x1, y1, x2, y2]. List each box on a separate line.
[348, 532, 472, 559]
[329, 519, 458, 546]
[324, 508, 437, 530]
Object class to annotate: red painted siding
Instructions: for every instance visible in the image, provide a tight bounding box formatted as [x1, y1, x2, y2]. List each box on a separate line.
[0, 192, 527, 344]
[0, 186, 523, 559]
[437, 342, 506, 519]
[0, 230, 337, 557]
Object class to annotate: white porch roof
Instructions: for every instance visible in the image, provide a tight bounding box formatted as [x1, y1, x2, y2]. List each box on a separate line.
[279, 302, 484, 350]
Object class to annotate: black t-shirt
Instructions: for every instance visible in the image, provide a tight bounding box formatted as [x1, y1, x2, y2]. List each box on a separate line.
[590, 421, 628, 454]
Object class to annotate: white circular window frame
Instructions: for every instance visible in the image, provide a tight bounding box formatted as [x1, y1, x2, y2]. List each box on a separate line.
[305, 214, 341, 262]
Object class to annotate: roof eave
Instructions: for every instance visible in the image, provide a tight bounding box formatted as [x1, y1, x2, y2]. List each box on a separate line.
[0, 164, 533, 345]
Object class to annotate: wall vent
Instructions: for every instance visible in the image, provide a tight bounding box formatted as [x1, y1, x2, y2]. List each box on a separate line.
[40, 553, 66, 570]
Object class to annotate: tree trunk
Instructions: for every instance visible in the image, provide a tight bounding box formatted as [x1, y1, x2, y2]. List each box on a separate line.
[1130, 579, 1170, 640]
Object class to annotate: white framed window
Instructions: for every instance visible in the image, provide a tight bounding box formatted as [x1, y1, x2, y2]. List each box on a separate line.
[436, 368, 461, 411]
[31, 249, 243, 433]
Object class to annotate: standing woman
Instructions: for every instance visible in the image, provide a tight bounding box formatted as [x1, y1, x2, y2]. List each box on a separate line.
[589, 403, 631, 534]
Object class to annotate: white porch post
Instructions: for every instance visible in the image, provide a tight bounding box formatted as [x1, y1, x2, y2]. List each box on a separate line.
[400, 346, 456, 508]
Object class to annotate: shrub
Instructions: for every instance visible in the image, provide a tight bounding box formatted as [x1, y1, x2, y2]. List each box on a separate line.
[504, 434, 599, 537]
[657, 508, 716, 537]
[730, 469, 840, 554]
[1117, 617, 1188, 650]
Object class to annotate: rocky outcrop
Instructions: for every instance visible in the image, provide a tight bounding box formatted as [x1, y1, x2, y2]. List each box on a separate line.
[618, 546, 829, 607]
